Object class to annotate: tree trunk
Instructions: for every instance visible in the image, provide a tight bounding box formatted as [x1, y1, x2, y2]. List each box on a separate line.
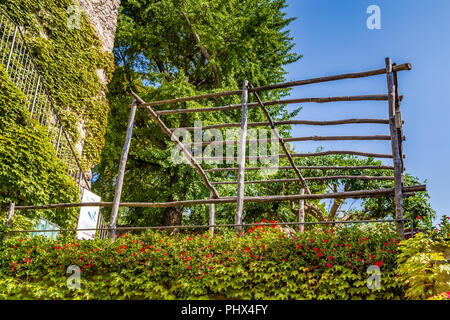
[162, 169, 185, 233]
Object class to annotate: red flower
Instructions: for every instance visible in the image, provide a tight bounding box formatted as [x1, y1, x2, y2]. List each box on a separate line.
[228, 258, 233, 262]
[326, 263, 332, 268]
[375, 261, 383, 267]
[261, 219, 268, 223]
[12, 262, 17, 266]
[323, 239, 329, 243]
[328, 256, 334, 260]
[187, 266, 192, 270]
[124, 258, 129, 261]
[370, 254, 376, 259]
[197, 275, 201, 280]
[24, 258, 30, 264]
[317, 253, 323, 258]
[312, 248, 319, 252]
[309, 239, 314, 243]
[296, 245, 302, 250]
[11, 267, 15, 271]
[417, 216, 422, 220]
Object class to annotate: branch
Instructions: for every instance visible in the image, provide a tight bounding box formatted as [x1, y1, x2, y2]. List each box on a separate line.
[179, 1, 221, 88]
[152, 55, 172, 81]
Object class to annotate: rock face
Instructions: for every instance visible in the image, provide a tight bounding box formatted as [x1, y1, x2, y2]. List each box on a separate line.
[75, 0, 120, 187]
[76, 0, 120, 53]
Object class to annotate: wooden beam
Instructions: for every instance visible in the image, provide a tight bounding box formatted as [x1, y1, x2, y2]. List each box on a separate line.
[200, 150, 399, 162]
[173, 118, 390, 131]
[386, 58, 405, 238]
[2, 203, 15, 241]
[131, 91, 220, 199]
[298, 189, 305, 233]
[13, 185, 426, 210]
[192, 135, 399, 147]
[155, 94, 402, 115]
[211, 176, 395, 185]
[209, 190, 215, 237]
[108, 99, 137, 240]
[140, 63, 411, 107]
[235, 80, 249, 233]
[205, 165, 395, 172]
[250, 83, 311, 194]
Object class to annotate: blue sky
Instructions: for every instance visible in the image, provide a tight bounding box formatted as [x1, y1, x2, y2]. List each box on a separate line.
[282, 0, 450, 221]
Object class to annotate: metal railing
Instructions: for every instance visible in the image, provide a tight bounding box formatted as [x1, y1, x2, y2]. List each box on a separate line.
[0, 9, 90, 190]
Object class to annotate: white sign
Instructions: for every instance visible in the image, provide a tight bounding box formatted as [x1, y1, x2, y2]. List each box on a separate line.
[77, 189, 101, 240]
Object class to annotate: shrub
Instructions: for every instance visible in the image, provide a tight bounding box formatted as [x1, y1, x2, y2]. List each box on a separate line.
[396, 233, 450, 299]
[0, 222, 404, 300]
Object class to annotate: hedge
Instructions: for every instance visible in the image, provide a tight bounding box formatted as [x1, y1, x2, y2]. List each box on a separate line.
[0, 222, 407, 300]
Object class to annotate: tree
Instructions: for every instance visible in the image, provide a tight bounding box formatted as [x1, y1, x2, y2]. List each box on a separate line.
[93, 0, 301, 227]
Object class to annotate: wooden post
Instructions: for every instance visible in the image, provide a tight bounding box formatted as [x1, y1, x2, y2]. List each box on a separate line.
[108, 99, 137, 240]
[235, 80, 249, 234]
[3, 203, 15, 241]
[209, 190, 215, 237]
[392, 64, 405, 173]
[385, 58, 405, 238]
[298, 189, 305, 233]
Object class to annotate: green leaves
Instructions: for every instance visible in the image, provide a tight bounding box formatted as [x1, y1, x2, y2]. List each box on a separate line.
[0, 225, 410, 300]
[0, 65, 79, 229]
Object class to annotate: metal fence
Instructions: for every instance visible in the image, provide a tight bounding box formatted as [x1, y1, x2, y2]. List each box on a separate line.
[0, 9, 90, 190]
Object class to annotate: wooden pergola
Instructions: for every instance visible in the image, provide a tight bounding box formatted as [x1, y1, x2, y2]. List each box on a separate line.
[106, 58, 425, 239]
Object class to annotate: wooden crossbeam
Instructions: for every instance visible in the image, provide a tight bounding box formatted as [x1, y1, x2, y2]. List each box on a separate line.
[172, 118, 391, 131]
[191, 135, 400, 147]
[139, 63, 411, 108]
[154, 95, 403, 115]
[199, 150, 400, 162]
[211, 176, 395, 185]
[13, 185, 426, 210]
[205, 165, 395, 172]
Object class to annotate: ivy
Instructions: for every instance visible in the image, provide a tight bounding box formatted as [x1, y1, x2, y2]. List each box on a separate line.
[0, 64, 78, 229]
[0, 0, 114, 170]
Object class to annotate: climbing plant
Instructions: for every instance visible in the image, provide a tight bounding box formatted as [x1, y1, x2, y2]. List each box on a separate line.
[0, 0, 114, 169]
[0, 65, 79, 229]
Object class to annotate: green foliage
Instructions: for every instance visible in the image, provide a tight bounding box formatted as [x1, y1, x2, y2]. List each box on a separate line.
[396, 233, 450, 299]
[0, 0, 114, 169]
[0, 64, 78, 229]
[0, 223, 405, 299]
[415, 215, 450, 240]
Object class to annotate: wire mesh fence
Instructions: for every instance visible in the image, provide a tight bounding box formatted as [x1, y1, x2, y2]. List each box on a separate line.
[0, 9, 89, 191]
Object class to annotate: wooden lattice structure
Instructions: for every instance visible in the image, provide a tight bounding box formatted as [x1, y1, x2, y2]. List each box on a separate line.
[105, 58, 426, 239]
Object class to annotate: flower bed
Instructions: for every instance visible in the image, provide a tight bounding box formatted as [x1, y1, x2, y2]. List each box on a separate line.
[0, 221, 409, 300]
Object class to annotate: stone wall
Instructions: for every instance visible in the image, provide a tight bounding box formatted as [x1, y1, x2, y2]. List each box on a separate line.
[76, 0, 120, 53]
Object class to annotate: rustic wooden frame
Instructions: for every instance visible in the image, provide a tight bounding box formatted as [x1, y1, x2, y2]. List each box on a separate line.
[98, 59, 418, 238]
